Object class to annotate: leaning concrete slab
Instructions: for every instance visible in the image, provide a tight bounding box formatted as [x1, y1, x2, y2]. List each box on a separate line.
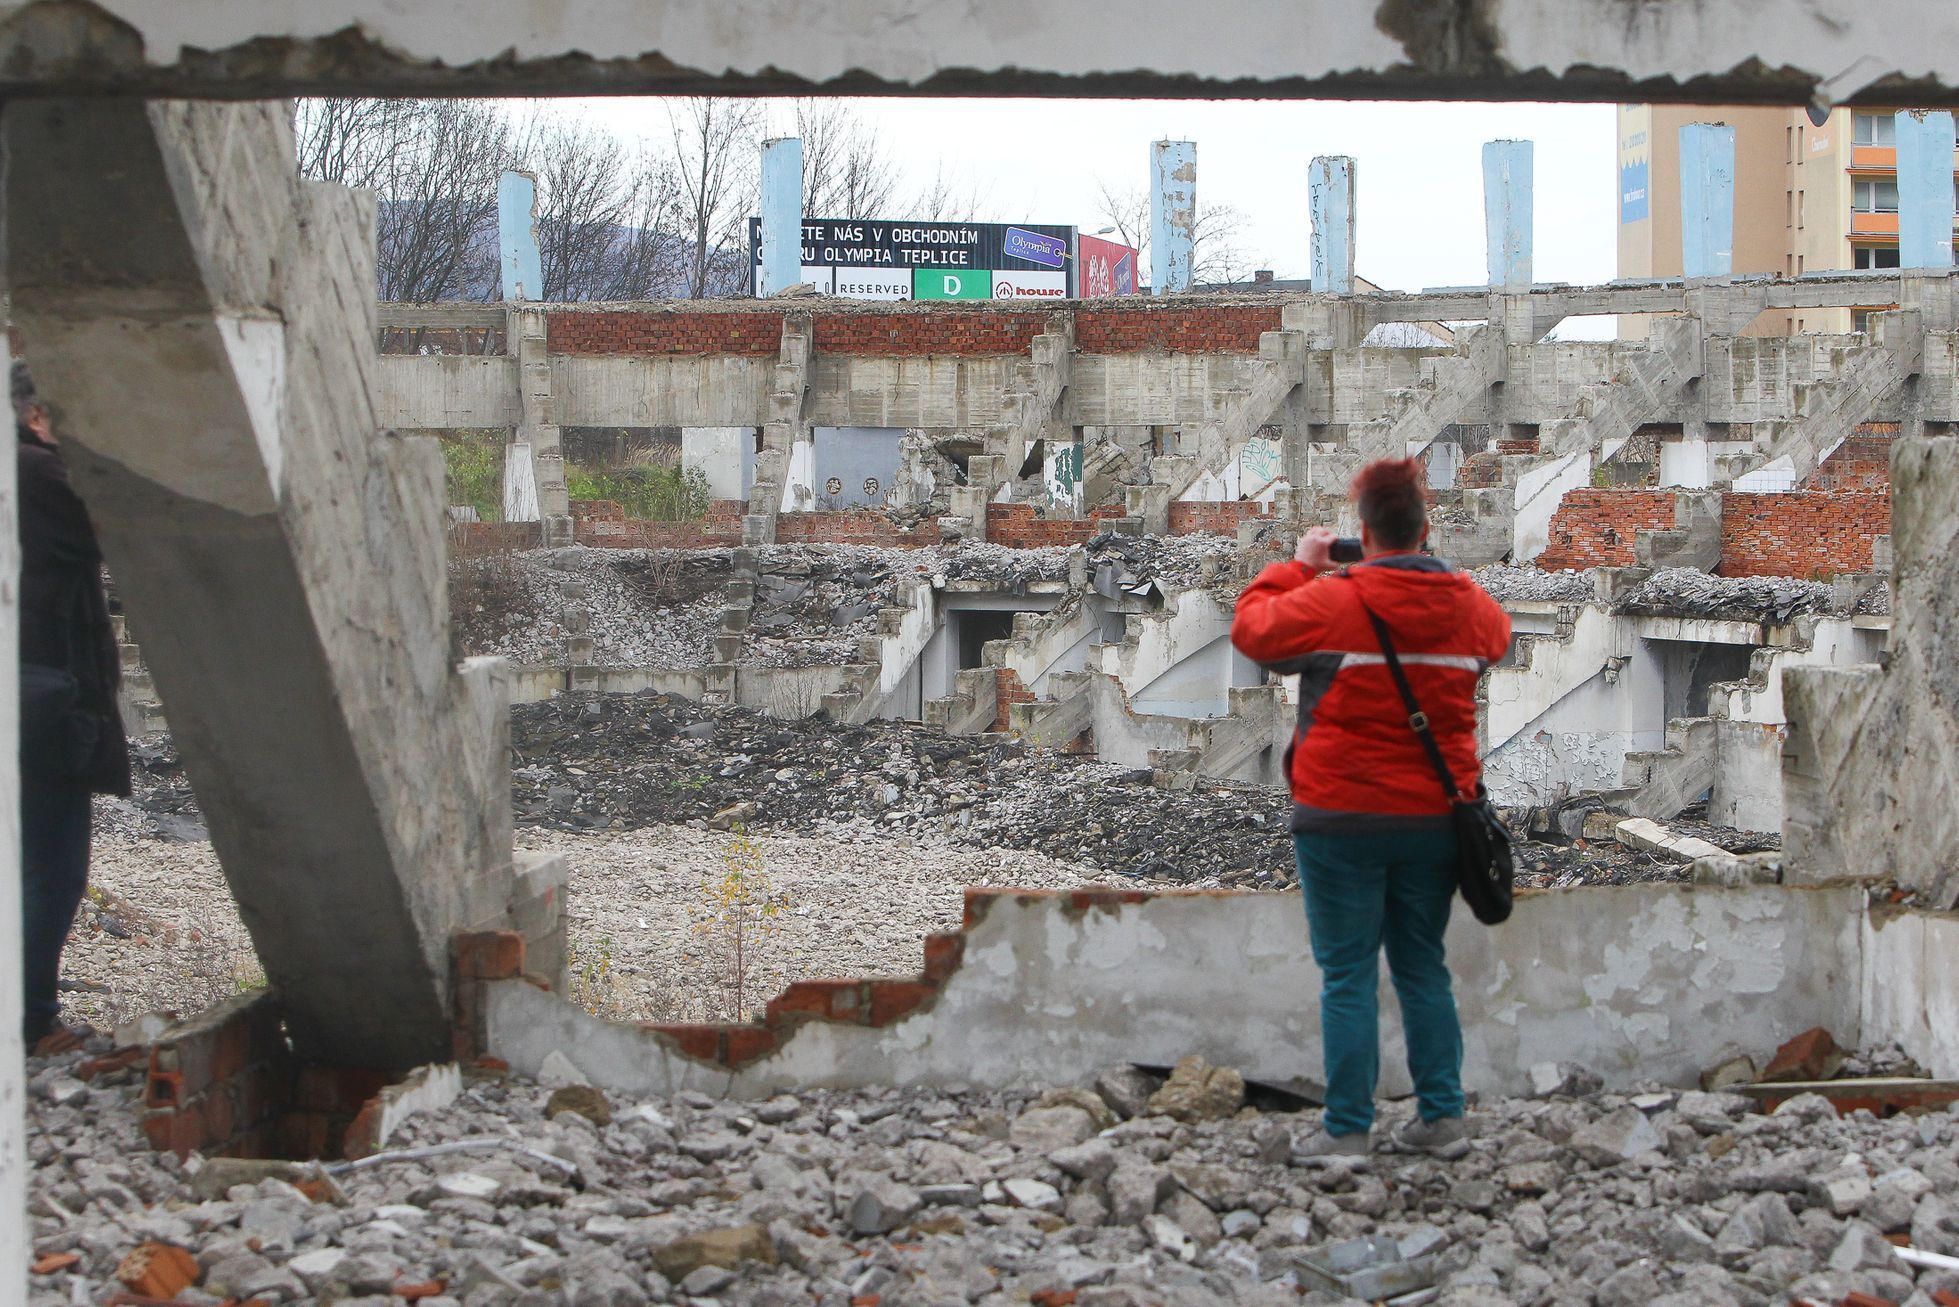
[1785, 437, 1959, 908]
[3, 100, 534, 1068]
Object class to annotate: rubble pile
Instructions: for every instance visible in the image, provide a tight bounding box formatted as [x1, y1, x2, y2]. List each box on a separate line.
[458, 548, 729, 668]
[510, 695, 1299, 888]
[1614, 569, 1837, 624]
[740, 547, 919, 670]
[508, 696, 1769, 892]
[24, 1046, 1959, 1307]
[1472, 565, 1598, 605]
[119, 696, 1774, 893]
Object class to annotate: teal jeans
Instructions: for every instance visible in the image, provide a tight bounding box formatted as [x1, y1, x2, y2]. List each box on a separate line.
[1294, 829, 1464, 1136]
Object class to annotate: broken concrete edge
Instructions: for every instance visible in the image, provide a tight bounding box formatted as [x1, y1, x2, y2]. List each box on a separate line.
[469, 879, 1959, 1100]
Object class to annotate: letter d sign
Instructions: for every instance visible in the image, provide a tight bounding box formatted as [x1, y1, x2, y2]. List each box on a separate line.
[916, 268, 987, 300]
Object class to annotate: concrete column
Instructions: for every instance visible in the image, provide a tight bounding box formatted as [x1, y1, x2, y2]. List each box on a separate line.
[510, 308, 572, 536]
[498, 170, 544, 302]
[1150, 140, 1195, 295]
[0, 325, 26, 1298]
[1482, 140, 1533, 292]
[758, 138, 804, 297]
[1896, 110, 1957, 271]
[4, 99, 539, 1069]
[1310, 156, 1356, 295]
[1679, 123, 1736, 279]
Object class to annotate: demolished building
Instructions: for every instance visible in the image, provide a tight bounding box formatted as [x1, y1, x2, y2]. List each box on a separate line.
[6, 2, 1959, 1303]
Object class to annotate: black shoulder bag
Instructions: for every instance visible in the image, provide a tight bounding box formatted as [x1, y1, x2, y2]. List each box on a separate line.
[1351, 594, 1515, 926]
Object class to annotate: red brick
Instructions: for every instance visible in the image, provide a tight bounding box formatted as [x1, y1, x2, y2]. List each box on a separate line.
[920, 933, 965, 982]
[766, 979, 868, 1024]
[867, 981, 936, 1026]
[645, 1023, 724, 1062]
[1763, 1026, 1845, 1082]
[1534, 489, 1675, 570]
[142, 1107, 201, 1156]
[722, 1026, 779, 1067]
[454, 931, 526, 981]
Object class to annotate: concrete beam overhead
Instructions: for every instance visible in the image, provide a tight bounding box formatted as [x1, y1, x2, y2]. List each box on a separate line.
[1, 2, 1958, 103]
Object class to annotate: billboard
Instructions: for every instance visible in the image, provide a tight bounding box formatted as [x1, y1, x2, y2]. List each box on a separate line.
[749, 217, 1079, 299]
[1618, 124, 1650, 225]
[1078, 233, 1139, 296]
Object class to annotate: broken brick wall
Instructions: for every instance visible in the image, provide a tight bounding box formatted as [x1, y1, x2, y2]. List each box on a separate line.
[1533, 490, 1676, 570]
[1166, 501, 1277, 536]
[1800, 425, 1894, 492]
[1535, 487, 1889, 577]
[572, 499, 746, 549]
[984, 504, 1129, 548]
[543, 304, 1286, 360]
[1720, 492, 1889, 579]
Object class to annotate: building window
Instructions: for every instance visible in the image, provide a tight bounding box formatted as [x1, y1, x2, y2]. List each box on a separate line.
[1853, 179, 1901, 213]
[1853, 310, 1873, 333]
[1855, 246, 1902, 269]
[1854, 112, 1897, 146]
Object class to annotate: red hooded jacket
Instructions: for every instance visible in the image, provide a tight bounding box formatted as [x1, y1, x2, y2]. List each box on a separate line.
[1231, 555, 1510, 820]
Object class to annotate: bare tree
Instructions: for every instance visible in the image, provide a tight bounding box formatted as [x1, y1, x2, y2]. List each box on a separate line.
[294, 97, 411, 191]
[596, 152, 687, 299]
[1093, 178, 1151, 257]
[297, 98, 516, 303]
[1092, 177, 1251, 289]
[524, 119, 639, 300]
[667, 97, 762, 298]
[1191, 202, 1253, 287]
[912, 163, 990, 223]
[794, 99, 901, 219]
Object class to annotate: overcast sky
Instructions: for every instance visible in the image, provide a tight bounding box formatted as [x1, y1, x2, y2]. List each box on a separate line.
[572, 97, 1619, 336]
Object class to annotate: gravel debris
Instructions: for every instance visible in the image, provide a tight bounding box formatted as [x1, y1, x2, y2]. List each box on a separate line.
[25, 1042, 1959, 1307]
[456, 547, 727, 668]
[1472, 564, 1598, 604]
[1613, 568, 1838, 624]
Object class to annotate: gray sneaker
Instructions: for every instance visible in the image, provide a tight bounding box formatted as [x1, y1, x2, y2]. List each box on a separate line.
[1291, 1128, 1371, 1163]
[1391, 1115, 1470, 1159]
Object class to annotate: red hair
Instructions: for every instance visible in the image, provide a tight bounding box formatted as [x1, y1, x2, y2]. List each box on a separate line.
[1350, 457, 1428, 549]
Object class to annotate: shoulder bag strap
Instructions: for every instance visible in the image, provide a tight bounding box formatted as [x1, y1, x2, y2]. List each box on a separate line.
[1345, 576, 1462, 802]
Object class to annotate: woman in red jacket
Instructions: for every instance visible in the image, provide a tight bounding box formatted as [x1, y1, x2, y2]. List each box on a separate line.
[1231, 458, 1510, 1159]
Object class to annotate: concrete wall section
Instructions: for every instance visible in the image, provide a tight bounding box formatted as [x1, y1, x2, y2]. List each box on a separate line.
[1862, 906, 1959, 1079]
[808, 356, 1018, 429]
[812, 427, 904, 508]
[551, 356, 773, 428]
[377, 356, 520, 430]
[681, 426, 755, 501]
[1785, 438, 1959, 907]
[6, 100, 526, 1069]
[485, 883, 1865, 1101]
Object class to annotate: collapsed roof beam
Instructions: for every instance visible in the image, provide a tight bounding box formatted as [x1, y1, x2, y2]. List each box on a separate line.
[0, 1, 1957, 104]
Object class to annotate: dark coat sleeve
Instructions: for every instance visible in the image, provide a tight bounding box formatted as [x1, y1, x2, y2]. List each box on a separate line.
[19, 439, 131, 795]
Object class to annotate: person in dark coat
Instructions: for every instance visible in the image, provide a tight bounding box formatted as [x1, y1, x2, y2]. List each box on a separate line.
[15, 359, 130, 1052]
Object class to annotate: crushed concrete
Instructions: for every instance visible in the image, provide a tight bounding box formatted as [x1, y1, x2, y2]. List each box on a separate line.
[455, 547, 728, 668]
[24, 1044, 1959, 1307]
[116, 701, 1776, 904]
[1472, 564, 1598, 604]
[65, 818, 1104, 1032]
[508, 695, 1300, 889]
[738, 546, 920, 670]
[1613, 568, 1838, 624]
